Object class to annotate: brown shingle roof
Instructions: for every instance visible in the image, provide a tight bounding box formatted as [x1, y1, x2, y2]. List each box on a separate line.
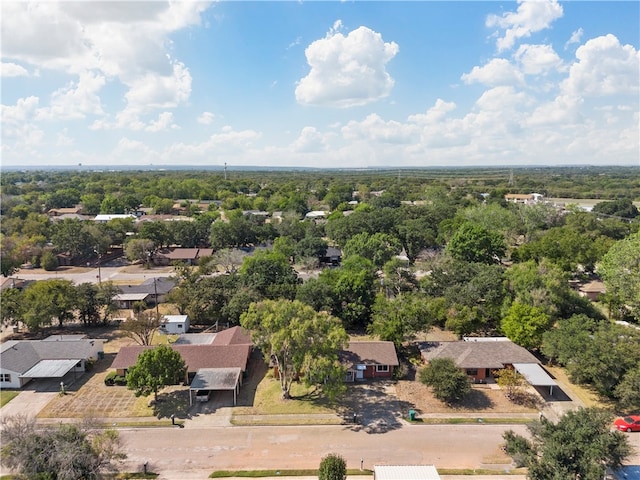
[420, 340, 539, 369]
[212, 326, 252, 346]
[340, 341, 399, 368]
[111, 344, 251, 373]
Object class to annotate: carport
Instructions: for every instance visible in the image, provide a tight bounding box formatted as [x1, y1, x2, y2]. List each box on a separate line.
[189, 367, 242, 406]
[19, 359, 82, 385]
[513, 363, 557, 396]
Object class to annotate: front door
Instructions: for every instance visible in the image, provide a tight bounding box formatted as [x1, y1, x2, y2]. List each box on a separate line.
[356, 365, 365, 379]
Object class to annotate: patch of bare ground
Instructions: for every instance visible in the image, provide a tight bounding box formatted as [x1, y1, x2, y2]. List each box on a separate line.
[394, 380, 539, 415]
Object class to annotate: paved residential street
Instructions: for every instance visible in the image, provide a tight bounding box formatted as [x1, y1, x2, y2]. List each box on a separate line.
[118, 423, 529, 478]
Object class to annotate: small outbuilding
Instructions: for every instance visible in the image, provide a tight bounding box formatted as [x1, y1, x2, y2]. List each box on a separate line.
[159, 315, 190, 334]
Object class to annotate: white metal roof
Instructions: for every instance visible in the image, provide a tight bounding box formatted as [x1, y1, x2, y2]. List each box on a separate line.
[513, 363, 558, 387]
[163, 315, 189, 324]
[374, 465, 441, 480]
[114, 293, 150, 301]
[20, 359, 79, 378]
[190, 368, 241, 391]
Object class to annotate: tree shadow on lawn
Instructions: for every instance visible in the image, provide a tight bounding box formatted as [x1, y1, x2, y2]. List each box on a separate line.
[153, 389, 191, 419]
[235, 350, 269, 407]
[449, 388, 496, 411]
[331, 382, 415, 434]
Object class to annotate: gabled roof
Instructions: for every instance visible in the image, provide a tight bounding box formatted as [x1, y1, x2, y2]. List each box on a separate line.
[111, 344, 251, 372]
[212, 326, 252, 346]
[1, 339, 101, 375]
[420, 340, 539, 369]
[118, 277, 176, 296]
[340, 341, 399, 368]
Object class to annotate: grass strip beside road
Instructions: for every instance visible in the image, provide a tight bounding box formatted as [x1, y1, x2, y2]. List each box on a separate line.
[411, 417, 534, 425]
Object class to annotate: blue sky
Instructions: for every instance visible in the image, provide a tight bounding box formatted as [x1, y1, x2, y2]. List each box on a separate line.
[1, 1, 639, 168]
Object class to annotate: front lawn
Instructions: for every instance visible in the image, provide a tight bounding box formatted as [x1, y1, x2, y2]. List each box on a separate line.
[1, 390, 20, 407]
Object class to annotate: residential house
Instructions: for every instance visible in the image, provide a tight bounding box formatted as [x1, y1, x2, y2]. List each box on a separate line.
[319, 247, 342, 266]
[153, 248, 214, 266]
[116, 277, 177, 306]
[420, 337, 557, 394]
[504, 193, 544, 205]
[340, 341, 399, 382]
[110, 326, 253, 405]
[578, 280, 606, 301]
[1, 336, 105, 389]
[93, 214, 137, 223]
[47, 206, 83, 217]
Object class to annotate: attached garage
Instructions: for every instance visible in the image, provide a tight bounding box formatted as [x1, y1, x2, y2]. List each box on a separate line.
[513, 363, 558, 396]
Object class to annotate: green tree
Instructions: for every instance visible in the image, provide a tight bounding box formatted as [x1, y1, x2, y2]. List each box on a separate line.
[125, 238, 155, 266]
[138, 221, 172, 249]
[541, 314, 598, 366]
[368, 293, 431, 347]
[1, 414, 125, 479]
[76, 283, 101, 325]
[342, 232, 402, 269]
[447, 223, 506, 264]
[241, 299, 349, 400]
[239, 250, 299, 300]
[419, 357, 471, 404]
[40, 250, 59, 271]
[126, 345, 187, 402]
[614, 365, 640, 410]
[501, 302, 552, 350]
[503, 408, 631, 480]
[592, 198, 639, 219]
[493, 368, 526, 401]
[598, 231, 640, 322]
[318, 453, 347, 480]
[21, 279, 77, 330]
[0, 287, 23, 328]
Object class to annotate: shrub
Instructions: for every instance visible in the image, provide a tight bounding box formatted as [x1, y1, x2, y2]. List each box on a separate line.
[419, 358, 471, 404]
[318, 453, 346, 480]
[41, 251, 58, 271]
[104, 371, 127, 386]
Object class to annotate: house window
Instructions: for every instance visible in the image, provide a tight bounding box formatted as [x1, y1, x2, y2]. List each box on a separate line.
[466, 368, 478, 376]
[1, 373, 11, 382]
[376, 365, 389, 373]
[178, 324, 183, 328]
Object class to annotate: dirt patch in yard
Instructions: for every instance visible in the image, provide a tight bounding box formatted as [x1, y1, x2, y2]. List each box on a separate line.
[394, 380, 539, 415]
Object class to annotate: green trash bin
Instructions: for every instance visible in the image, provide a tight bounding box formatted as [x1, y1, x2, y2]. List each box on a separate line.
[409, 409, 416, 421]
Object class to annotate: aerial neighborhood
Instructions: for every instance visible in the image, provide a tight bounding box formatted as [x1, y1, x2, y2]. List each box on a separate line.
[1, 167, 639, 479]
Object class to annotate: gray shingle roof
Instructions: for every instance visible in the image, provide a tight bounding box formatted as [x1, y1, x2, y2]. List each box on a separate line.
[340, 341, 399, 368]
[419, 340, 539, 369]
[1, 339, 100, 374]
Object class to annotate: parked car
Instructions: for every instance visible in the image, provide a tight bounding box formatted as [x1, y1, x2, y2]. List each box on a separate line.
[195, 390, 211, 402]
[614, 415, 640, 432]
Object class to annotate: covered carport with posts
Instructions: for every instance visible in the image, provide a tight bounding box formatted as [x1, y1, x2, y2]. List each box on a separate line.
[188, 367, 243, 406]
[20, 359, 83, 389]
[513, 363, 558, 396]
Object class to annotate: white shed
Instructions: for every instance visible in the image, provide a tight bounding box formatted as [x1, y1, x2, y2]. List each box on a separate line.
[160, 315, 190, 334]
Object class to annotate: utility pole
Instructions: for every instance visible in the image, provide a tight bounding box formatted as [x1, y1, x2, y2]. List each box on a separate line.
[94, 247, 102, 284]
[154, 277, 160, 320]
[224, 162, 227, 181]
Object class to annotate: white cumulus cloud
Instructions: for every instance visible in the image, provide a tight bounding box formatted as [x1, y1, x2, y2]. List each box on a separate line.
[197, 112, 216, 125]
[514, 44, 564, 75]
[1, 62, 29, 77]
[561, 34, 640, 97]
[487, 0, 563, 52]
[461, 58, 525, 86]
[295, 21, 399, 107]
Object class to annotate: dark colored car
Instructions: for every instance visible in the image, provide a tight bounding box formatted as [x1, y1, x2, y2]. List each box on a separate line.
[614, 415, 640, 432]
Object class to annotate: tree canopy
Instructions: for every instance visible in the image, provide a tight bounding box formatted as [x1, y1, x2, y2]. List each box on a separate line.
[503, 407, 631, 480]
[419, 357, 471, 404]
[240, 299, 349, 399]
[126, 345, 187, 401]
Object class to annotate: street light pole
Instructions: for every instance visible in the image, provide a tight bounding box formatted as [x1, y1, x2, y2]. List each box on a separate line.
[94, 247, 102, 284]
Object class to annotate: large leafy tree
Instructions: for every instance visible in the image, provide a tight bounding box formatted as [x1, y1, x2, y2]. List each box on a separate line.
[503, 408, 631, 480]
[121, 312, 160, 346]
[598, 231, 640, 322]
[239, 250, 299, 300]
[446, 223, 505, 264]
[368, 293, 432, 347]
[342, 232, 402, 269]
[501, 302, 552, 350]
[126, 345, 187, 402]
[592, 198, 639, 219]
[21, 279, 77, 329]
[1, 414, 125, 479]
[419, 357, 471, 404]
[240, 299, 349, 400]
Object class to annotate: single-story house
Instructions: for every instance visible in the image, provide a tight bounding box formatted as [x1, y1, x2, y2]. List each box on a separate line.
[113, 293, 150, 309]
[110, 326, 253, 405]
[159, 315, 190, 334]
[1, 336, 105, 389]
[374, 465, 441, 480]
[305, 210, 328, 220]
[420, 337, 557, 393]
[116, 277, 177, 306]
[47, 206, 83, 217]
[340, 341, 399, 382]
[504, 193, 544, 205]
[93, 214, 137, 223]
[153, 248, 214, 266]
[578, 280, 606, 301]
